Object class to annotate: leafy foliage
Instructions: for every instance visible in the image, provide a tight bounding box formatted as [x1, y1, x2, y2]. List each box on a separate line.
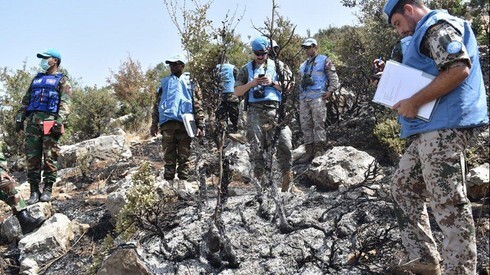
[67, 86, 119, 142]
[373, 116, 405, 156]
[115, 162, 157, 240]
[107, 57, 156, 133]
[0, 64, 34, 156]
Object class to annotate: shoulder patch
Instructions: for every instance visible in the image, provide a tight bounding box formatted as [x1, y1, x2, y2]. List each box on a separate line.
[447, 41, 463, 54]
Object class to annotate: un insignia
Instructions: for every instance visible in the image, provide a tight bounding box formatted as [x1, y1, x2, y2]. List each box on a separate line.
[447, 41, 463, 54]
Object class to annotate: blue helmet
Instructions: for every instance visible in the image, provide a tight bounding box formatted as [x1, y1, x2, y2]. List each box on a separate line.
[251, 36, 269, 52]
[383, 0, 400, 24]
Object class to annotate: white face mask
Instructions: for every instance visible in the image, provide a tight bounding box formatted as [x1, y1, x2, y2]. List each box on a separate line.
[40, 59, 51, 71]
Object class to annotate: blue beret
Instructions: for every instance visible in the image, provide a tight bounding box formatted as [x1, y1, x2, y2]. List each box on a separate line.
[37, 48, 61, 60]
[383, 0, 400, 23]
[251, 36, 269, 51]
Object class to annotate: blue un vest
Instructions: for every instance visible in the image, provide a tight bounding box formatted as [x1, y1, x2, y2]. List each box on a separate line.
[215, 63, 235, 94]
[246, 61, 281, 103]
[157, 73, 195, 125]
[26, 73, 63, 113]
[299, 54, 329, 100]
[399, 10, 488, 138]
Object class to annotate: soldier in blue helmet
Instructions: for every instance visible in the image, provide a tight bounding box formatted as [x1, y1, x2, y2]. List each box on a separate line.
[234, 36, 300, 193]
[382, 0, 488, 274]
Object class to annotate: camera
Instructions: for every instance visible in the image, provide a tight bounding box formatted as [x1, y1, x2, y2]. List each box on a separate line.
[253, 87, 266, 98]
[301, 74, 314, 87]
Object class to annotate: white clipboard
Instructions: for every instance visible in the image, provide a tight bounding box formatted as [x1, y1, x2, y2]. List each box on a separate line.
[373, 60, 437, 120]
[181, 113, 197, 138]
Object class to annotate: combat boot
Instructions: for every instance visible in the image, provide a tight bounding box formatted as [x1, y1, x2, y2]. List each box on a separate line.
[295, 143, 314, 164]
[27, 183, 41, 205]
[15, 209, 45, 234]
[39, 182, 53, 202]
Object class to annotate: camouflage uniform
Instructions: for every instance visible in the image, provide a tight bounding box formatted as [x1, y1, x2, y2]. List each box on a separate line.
[18, 72, 71, 199]
[391, 22, 478, 274]
[235, 60, 293, 178]
[0, 152, 27, 213]
[151, 77, 205, 181]
[299, 56, 339, 145]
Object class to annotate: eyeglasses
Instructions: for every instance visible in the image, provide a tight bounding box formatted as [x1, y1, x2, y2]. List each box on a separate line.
[168, 62, 184, 66]
[302, 46, 313, 50]
[254, 51, 267, 56]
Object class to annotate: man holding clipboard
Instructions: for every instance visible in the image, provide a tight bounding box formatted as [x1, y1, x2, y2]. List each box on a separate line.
[381, 1, 488, 274]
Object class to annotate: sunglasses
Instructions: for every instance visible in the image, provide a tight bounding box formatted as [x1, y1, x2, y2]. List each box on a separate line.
[168, 62, 184, 66]
[302, 46, 313, 50]
[254, 51, 268, 56]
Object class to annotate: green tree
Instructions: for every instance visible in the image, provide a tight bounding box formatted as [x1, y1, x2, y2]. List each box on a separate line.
[0, 64, 34, 156]
[67, 86, 119, 142]
[107, 56, 155, 132]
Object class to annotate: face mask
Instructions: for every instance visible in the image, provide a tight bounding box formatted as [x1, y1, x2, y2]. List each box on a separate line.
[40, 59, 51, 71]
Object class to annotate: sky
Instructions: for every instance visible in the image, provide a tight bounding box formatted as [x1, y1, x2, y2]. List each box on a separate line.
[0, 0, 359, 88]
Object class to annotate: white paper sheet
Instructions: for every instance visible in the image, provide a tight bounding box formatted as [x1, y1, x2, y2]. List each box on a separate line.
[373, 60, 437, 120]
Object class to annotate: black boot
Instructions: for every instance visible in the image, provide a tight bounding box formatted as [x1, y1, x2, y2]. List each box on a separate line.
[40, 183, 53, 202]
[27, 183, 41, 205]
[15, 209, 45, 234]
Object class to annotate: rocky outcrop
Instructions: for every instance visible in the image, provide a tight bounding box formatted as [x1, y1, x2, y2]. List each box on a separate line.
[306, 146, 376, 190]
[58, 133, 132, 169]
[467, 163, 490, 201]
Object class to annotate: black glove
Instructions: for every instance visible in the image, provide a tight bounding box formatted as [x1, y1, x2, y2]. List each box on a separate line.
[50, 122, 63, 139]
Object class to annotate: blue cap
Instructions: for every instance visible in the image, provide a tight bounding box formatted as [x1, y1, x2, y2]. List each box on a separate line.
[251, 36, 269, 51]
[383, 0, 400, 24]
[36, 48, 61, 60]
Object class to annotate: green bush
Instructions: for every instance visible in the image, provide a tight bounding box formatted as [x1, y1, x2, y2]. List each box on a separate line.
[115, 162, 158, 240]
[0, 66, 33, 156]
[67, 86, 119, 143]
[373, 117, 405, 156]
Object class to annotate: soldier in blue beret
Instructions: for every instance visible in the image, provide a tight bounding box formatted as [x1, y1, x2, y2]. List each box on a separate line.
[382, 1, 488, 274]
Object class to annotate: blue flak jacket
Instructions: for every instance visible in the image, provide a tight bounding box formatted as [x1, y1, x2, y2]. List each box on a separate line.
[299, 54, 329, 100]
[245, 61, 281, 104]
[399, 10, 488, 138]
[215, 63, 235, 94]
[158, 72, 195, 125]
[26, 73, 64, 113]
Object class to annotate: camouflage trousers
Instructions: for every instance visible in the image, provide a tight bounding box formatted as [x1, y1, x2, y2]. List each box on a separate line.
[391, 129, 476, 274]
[0, 179, 27, 213]
[25, 121, 60, 186]
[160, 121, 192, 180]
[246, 104, 292, 177]
[299, 97, 327, 145]
[216, 93, 240, 133]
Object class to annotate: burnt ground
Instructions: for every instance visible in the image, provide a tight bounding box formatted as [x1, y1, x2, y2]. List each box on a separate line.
[1, 137, 489, 275]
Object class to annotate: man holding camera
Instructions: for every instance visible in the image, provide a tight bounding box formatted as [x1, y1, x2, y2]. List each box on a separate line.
[234, 36, 298, 192]
[296, 38, 339, 164]
[16, 48, 71, 204]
